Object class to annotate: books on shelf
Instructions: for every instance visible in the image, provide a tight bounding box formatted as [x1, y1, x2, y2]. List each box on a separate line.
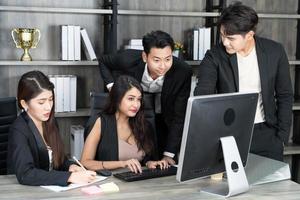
[193, 29, 199, 60]
[74, 26, 81, 61]
[185, 27, 211, 61]
[67, 25, 75, 61]
[80, 28, 97, 60]
[48, 75, 77, 112]
[124, 45, 144, 50]
[60, 25, 96, 61]
[124, 39, 144, 50]
[190, 75, 198, 97]
[55, 76, 64, 112]
[129, 39, 143, 46]
[61, 25, 68, 60]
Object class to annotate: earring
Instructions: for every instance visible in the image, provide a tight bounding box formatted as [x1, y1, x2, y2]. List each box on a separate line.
[24, 107, 28, 112]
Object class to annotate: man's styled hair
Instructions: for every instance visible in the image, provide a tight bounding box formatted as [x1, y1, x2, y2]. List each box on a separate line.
[142, 30, 174, 54]
[217, 1, 258, 35]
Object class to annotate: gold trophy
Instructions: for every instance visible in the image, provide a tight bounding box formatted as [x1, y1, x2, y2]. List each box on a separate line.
[11, 28, 41, 61]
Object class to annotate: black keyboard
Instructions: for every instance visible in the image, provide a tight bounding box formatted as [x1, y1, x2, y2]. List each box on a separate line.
[114, 166, 177, 182]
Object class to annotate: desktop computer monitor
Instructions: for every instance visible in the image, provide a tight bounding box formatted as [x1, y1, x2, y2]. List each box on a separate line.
[176, 92, 258, 185]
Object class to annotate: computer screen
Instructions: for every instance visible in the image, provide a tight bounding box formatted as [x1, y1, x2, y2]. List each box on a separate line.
[176, 92, 258, 182]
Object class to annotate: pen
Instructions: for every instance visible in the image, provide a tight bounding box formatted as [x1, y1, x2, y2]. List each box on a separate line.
[72, 156, 87, 171]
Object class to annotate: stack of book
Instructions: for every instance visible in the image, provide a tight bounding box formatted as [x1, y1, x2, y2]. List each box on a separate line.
[61, 25, 97, 61]
[185, 27, 211, 61]
[48, 75, 77, 113]
[124, 39, 143, 50]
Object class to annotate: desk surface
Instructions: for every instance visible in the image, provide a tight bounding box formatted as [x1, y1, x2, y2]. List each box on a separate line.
[0, 175, 299, 200]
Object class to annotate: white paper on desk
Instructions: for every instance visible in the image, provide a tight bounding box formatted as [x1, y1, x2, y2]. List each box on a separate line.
[41, 175, 107, 192]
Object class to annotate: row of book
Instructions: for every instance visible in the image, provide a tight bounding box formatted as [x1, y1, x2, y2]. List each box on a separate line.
[124, 39, 144, 50]
[61, 25, 97, 61]
[184, 27, 211, 61]
[124, 39, 181, 58]
[49, 75, 77, 113]
[192, 27, 211, 60]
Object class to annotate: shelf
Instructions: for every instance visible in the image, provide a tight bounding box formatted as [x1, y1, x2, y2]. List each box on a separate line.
[0, 60, 98, 66]
[293, 103, 300, 111]
[118, 10, 219, 17]
[289, 61, 300, 65]
[55, 108, 90, 118]
[1, 60, 299, 66]
[1, 60, 298, 66]
[258, 13, 300, 19]
[185, 60, 201, 66]
[186, 60, 300, 66]
[0, 6, 112, 15]
[1, 6, 300, 19]
[284, 143, 300, 155]
[118, 9, 300, 19]
[54, 104, 299, 117]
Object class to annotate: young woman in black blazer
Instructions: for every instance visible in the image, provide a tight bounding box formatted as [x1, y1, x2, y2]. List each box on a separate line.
[7, 71, 96, 186]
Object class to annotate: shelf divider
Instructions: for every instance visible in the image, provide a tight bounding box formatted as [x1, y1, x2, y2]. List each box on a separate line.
[0, 60, 98, 66]
[55, 108, 90, 118]
[0, 6, 112, 14]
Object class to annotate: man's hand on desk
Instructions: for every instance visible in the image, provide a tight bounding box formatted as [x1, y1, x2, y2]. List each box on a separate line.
[162, 156, 176, 165]
[146, 160, 169, 169]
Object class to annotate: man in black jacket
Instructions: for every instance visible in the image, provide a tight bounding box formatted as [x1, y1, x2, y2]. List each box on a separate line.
[194, 2, 293, 161]
[99, 30, 193, 164]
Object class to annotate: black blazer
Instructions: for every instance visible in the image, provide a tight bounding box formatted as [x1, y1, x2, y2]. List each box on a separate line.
[99, 49, 193, 154]
[194, 36, 293, 143]
[7, 112, 72, 186]
[94, 113, 158, 163]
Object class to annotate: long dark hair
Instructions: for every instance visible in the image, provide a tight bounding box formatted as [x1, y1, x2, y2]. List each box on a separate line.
[104, 75, 154, 155]
[17, 70, 65, 169]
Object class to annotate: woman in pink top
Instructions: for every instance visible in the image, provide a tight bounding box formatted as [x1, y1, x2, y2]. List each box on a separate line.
[81, 75, 168, 173]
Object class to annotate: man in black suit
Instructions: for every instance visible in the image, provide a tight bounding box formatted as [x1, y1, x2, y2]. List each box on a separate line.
[99, 30, 193, 165]
[194, 2, 293, 161]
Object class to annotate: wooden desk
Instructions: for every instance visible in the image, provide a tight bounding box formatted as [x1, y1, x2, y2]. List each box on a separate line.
[0, 175, 299, 200]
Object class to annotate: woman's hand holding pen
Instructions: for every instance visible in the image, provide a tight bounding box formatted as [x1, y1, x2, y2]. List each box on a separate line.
[68, 156, 96, 184]
[68, 170, 97, 184]
[69, 164, 85, 172]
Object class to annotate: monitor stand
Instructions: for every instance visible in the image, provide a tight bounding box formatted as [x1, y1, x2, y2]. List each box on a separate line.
[202, 136, 249, 197]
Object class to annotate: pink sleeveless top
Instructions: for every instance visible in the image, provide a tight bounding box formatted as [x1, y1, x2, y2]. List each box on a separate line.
[118, 139, 145, 161]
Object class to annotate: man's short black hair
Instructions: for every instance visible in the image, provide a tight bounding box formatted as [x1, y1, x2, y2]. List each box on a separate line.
[142, 30, 174, 54]
[217, 1, 258, 35]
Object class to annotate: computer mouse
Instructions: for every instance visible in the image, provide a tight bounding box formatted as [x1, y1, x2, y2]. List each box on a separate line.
[96, 169, 112, 177]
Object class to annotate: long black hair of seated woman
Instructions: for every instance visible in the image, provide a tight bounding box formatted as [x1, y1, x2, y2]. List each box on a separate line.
[17, 70, 65, 169]
[104, 75, 154, 155]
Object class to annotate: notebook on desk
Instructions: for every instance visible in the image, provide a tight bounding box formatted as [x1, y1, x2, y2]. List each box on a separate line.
[41, 175, 107, 192]
[245, 153, 291, 185]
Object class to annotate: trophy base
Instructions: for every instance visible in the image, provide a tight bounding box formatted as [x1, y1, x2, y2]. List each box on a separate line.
[21, 53, 32, 61]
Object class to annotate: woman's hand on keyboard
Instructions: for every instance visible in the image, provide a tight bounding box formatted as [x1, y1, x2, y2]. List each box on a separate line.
[146, 160, 169, 170]
[122, 159, 142, 173]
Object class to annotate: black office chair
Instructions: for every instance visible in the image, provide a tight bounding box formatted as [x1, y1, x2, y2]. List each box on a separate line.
[142, 93, 156, 136]
[84, 92, 156, 139]
[0, 97, 17, 175]
[84, 92, 109, 139]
